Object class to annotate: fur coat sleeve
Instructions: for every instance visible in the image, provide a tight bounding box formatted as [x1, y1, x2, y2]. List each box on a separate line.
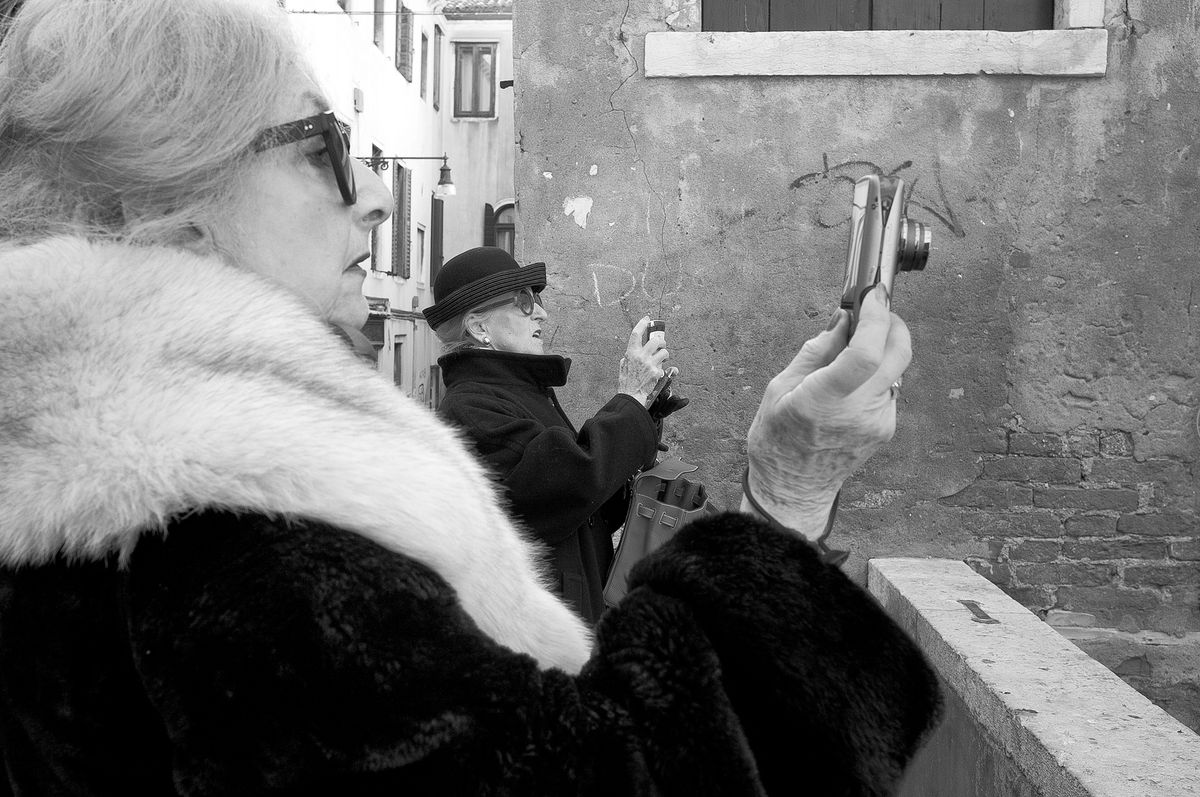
[126, 508, 940, 797]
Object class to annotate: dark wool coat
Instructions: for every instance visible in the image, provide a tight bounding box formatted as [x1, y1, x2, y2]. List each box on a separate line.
[437, 349, 659, 624]
[0, 238, 941, 796]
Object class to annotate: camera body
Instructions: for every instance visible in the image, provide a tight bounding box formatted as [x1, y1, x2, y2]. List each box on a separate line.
[642, 320, 672, 405]
[643, 319, 667, 343]
[841, 174, 930, 334]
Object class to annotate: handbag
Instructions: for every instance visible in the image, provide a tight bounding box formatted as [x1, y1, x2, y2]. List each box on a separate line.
[603, 458, 716, 608]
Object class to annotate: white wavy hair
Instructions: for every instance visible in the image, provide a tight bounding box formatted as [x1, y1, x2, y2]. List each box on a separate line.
[0, 0, 309, 246]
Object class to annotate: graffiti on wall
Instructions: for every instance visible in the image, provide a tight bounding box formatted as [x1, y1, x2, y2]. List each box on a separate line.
[789, 155, 965, 239]
[586, 155, 965, 308]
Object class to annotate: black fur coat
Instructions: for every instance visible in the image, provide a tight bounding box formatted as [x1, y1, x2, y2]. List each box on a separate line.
[0, 238, 940, 795]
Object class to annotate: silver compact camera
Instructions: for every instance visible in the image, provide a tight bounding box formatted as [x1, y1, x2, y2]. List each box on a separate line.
[840, 174, 930, 334]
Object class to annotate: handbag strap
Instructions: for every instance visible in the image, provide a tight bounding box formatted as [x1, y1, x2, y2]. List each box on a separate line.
[635, 458, 697, 485]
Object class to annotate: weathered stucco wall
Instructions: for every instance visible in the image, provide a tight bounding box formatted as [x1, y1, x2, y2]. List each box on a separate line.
[512, 0, 1199, 668]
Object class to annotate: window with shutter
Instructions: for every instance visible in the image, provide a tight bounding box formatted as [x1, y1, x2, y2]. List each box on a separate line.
[494, 203, 516, 256]
[454, 42, 496, 118]
[702, 0, 1052, 32]
[416, 227, 426, 283]
[373, 0, 385, 50]
[646, 0, 1106, 77]
[420, 33, 429, 99]
[370, 146, 383, 272]
[433, 27, 443, 110]
[391, 165, 411, 278]
[482, 203, 496, 247]
[396, 5, 413, 82]
[430, 196, 444, 285]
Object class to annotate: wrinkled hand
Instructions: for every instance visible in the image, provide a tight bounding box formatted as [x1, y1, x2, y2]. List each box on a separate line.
[743, 285, 911, 541]
[618, 317, 669, 407]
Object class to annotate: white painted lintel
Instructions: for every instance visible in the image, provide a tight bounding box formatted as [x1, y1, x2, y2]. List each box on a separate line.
[644, 29, 1108, 78]
[1056, 0, 1105, 29]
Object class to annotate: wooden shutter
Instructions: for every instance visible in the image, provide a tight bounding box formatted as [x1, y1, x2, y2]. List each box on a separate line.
[985, 0, 1051, 31]
[704, 0, 768, 31]
[396, 5, 413, 81]
[770, 0, 868, 31]
[430, 195, 444, 286]
[874, 0, 940, 30]
[941, 0, 985, 29]
[482, 203, 496, 247]
[703, 0, 1051, 31]
[391, 165, 411, 278]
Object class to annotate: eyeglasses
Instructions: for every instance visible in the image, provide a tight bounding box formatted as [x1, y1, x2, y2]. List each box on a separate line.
[472, 287, 544, 316]
[252, 110, 357, 206]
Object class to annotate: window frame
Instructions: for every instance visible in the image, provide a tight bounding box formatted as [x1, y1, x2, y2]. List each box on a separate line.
[645, 0, 1106, 77]
[453, 41, 497, 119]
[373, 0, 385, 52]
[420, 32, 429, 99]
[494, 203, 516, 256]
[433, 26, 444, 110]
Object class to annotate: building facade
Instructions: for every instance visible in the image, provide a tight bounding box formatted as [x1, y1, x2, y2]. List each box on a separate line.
[513, 0, 1199, 729]
[288, 0, 515, 408]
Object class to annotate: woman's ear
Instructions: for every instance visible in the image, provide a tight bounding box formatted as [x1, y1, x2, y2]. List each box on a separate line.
[174, 223, 217, 255]
[464, 313, 488, 343]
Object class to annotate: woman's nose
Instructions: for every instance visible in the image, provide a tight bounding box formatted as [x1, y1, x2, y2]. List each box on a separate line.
[532, 302, 548, 321]
[351, 160, 394, 229]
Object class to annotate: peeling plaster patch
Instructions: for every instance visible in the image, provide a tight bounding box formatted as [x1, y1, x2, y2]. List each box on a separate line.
[563, 196, 594, 228]
[542, 172, 554, 180]
[849, 489, 905, 509]
[949, 388, 965, 399]
[589, 164, 598, 176]
[662, 0, 700, 30]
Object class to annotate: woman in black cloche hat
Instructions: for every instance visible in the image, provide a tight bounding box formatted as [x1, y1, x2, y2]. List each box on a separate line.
[424, 246, 683, 624]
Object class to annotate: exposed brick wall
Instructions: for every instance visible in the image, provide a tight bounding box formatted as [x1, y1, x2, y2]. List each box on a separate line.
[947, 428, 1199, 635]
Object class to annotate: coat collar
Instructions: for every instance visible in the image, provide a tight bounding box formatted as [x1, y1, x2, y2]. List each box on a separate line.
[439, 348, 571, 389]
[0, 237, 592, 673]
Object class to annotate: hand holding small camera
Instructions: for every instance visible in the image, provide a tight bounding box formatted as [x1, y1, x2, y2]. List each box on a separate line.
[619, 317, 670, 407]
[744, 285, 910, 540]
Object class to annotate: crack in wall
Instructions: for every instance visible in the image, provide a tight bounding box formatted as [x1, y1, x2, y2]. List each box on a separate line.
[606, 0, 670, 312]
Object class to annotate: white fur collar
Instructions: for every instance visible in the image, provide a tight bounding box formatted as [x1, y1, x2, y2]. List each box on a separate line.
[0, 238, 592, 672]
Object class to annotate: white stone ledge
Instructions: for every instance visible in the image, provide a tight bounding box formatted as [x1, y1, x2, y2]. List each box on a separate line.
[869, 558, 1200, 797]
[644, 29, 1108, 77]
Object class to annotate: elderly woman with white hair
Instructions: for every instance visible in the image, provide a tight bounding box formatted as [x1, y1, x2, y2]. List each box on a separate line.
[0, 1, 939, 795]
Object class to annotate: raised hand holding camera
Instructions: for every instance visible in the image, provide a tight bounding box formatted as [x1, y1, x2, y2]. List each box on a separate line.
[642, 320, 675, 407]
[619, 317, 671, 407]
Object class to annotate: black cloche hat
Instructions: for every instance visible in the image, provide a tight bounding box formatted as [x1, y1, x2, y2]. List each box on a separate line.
[422, 246, 546, 331]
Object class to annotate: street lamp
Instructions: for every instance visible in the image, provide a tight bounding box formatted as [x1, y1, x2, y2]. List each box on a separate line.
[358, 154, 456, 198]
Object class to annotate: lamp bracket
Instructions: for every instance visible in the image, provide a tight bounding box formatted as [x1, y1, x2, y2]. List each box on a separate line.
[359, 155, 448, 171]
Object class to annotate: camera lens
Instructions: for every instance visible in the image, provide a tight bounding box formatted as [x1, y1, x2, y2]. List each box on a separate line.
[897, 219, 931, 272]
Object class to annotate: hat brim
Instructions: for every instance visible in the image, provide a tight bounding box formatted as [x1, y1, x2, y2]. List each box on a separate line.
[423, 262, 546, 330]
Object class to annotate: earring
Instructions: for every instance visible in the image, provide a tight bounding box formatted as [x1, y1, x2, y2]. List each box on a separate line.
[482, 336, 491, 345]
